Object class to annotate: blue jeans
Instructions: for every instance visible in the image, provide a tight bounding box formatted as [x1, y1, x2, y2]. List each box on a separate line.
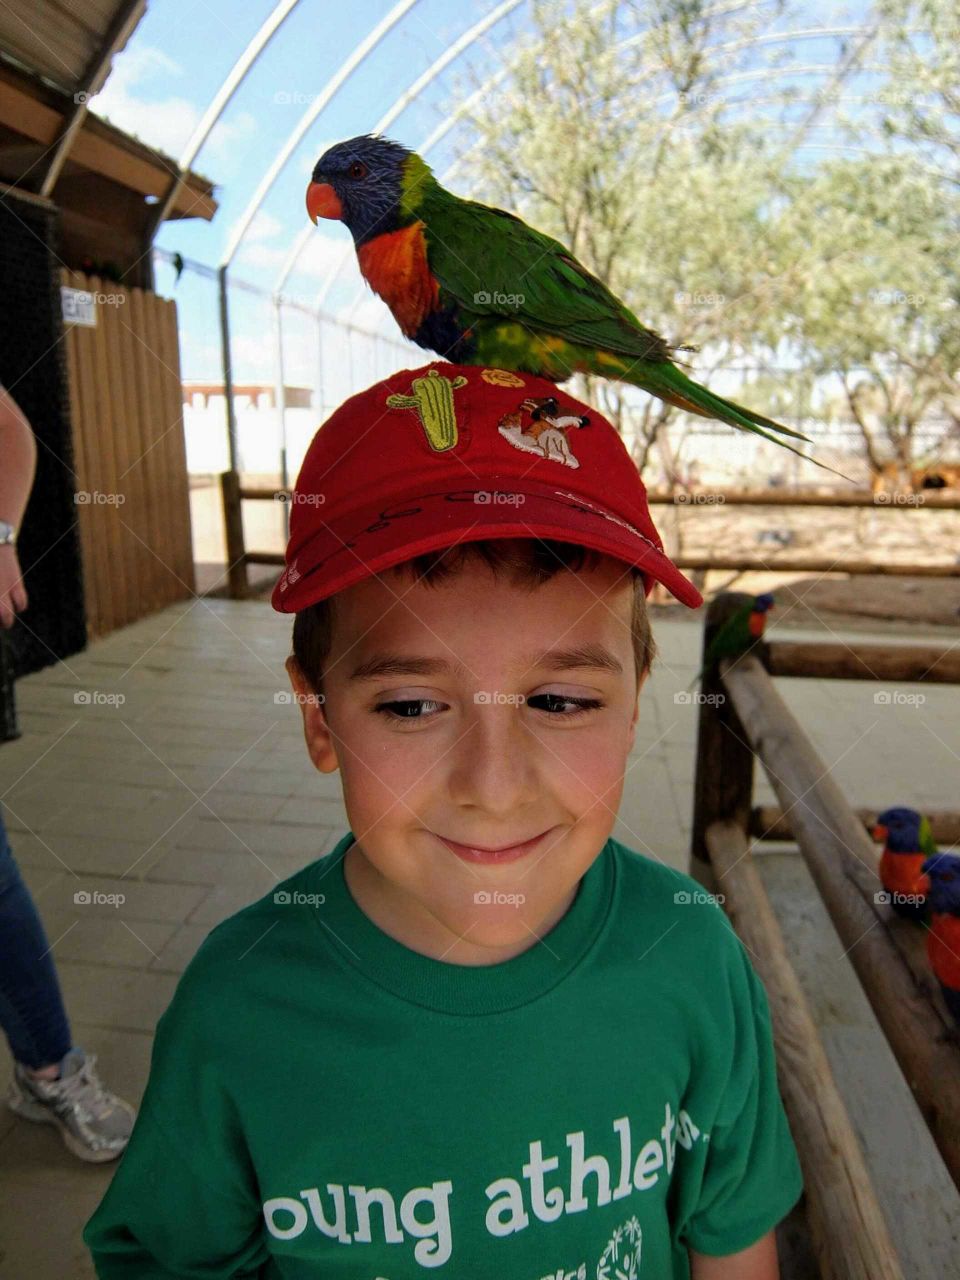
[0, 805, 72, 1069]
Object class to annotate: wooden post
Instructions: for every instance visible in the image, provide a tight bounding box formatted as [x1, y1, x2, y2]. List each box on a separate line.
[220, 469, 248, 599]
[720, 653, 960, 1188]
[707, 819, 905, 1280]
[689, 592, 763, 891]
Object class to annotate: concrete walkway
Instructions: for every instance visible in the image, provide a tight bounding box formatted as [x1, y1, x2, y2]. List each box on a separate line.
[0, 598, 957, 1278]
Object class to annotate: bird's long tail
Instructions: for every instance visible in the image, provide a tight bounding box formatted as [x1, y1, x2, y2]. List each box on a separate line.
[634, 363, 852, 481]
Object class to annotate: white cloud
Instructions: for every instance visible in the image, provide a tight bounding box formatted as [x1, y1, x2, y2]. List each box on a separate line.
[337, 294, 394, 331]
[246, 210, 286, 243]
[89, 44, 255, 167]
[233, 222, 355, 291]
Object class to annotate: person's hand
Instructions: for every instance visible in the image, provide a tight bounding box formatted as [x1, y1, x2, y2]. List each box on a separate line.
[0, 544, 27, 629]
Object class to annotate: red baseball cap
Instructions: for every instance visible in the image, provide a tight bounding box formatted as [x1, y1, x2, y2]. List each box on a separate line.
[271, 362, 703, 612]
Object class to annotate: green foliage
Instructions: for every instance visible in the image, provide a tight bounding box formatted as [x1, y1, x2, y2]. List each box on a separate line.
[452, 0, 960, 476]
[875, 0, 959, 181]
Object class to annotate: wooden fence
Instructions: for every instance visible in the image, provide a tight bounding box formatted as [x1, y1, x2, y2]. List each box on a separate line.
[219, 481, 960, 597]
[691, 593, 960, 1279]
[60, 269, 195, 638]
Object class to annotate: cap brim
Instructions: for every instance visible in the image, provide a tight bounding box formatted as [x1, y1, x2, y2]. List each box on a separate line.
[272, 480, 704, 612]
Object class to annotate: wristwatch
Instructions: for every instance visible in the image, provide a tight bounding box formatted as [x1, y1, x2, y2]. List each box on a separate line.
[0, 521, 17, 546]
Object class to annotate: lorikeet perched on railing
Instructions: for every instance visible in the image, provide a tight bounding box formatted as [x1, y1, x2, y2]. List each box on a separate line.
[688, 592, 774, 691]
[921, 852, 960, 1029]
[872, 806, 935, 921]
[305, 134, 842, 474]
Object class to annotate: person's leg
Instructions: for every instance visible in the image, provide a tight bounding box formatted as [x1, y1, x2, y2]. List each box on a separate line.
[1, 803, 137, 1161]
[0, 804, 72, 1073]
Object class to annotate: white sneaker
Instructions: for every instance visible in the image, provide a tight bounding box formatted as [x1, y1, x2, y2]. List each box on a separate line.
[6, 1046, 136, 1163]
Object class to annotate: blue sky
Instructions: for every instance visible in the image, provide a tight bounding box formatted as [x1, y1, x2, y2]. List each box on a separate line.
[89, 0, 540, 393]
[86, 0, 894, 414]
[94, 0, 526, 283]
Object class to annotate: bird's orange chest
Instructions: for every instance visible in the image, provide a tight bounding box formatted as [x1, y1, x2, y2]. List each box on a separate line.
[356, 222, 438, 337]
[929, 914, 960, 988]
[879, 850, 927, 895]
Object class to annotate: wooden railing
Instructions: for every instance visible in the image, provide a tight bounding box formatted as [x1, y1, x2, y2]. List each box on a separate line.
[691, 592, 960, 1280]
[220, 479, 960, 597]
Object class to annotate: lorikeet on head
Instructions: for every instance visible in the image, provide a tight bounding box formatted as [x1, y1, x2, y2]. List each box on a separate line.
[306, 134, 845, 476]
[920, 852, 960, 1029]
[872, 806, 934, 921]
[688, 592, 774, 691]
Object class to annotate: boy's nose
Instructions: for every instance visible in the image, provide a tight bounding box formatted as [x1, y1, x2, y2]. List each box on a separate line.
[444, 703, 541, 814]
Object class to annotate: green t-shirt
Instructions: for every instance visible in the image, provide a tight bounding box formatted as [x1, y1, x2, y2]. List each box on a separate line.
[84, 831, 803, 1278]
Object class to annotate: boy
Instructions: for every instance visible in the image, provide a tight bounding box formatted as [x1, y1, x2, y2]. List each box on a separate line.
[84, 363, 803, 1279]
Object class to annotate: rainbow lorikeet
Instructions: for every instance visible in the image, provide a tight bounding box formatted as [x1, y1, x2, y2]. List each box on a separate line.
[921, 852, 960, 1029]
[688, 592, 774, 690]
[305, 135, 838, 473]
[872, 806, 935, 921]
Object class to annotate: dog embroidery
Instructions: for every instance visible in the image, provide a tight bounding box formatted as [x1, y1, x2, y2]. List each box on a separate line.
[497, 396, 591, 469]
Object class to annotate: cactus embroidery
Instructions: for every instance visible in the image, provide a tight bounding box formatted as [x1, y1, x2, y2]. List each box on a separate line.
[386, 368, 469, 452]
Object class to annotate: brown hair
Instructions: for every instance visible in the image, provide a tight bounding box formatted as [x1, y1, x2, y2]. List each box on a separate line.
[291, 538, 656, 697]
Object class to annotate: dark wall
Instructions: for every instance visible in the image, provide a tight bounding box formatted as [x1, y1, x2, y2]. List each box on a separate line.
[0, 190, 86, 686]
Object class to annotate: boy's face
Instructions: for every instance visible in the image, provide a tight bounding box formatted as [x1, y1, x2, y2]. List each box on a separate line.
[286, 555, 647, 965]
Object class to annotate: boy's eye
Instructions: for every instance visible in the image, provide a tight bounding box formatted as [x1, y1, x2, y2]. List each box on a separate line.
[375, 698, 444, 721]
[528, 693, 603, 717]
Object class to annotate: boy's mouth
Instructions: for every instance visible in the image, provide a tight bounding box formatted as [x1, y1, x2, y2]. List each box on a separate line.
[433, 827, 557, 865]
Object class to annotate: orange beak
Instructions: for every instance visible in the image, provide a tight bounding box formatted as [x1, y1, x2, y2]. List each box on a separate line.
[306, 181, 342, 224]
[872, 824, 887, 843]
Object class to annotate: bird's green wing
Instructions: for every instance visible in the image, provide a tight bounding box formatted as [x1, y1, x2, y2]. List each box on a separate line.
[421, 194, 676, 362]
[688, 604, 754, 690]
[705, 605, 753, 663]
[919, 816, 938, 857]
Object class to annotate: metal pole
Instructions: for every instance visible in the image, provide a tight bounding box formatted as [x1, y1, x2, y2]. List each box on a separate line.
[221, 0, 423, 269]
[218, 265, 239, 474]
[144, 0, 303, 244]
[316, 312, 326, 424]
[273, 295, 290, 539]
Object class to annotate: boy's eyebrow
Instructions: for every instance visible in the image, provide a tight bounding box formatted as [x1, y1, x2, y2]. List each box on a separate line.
[347, 643, 623, 682]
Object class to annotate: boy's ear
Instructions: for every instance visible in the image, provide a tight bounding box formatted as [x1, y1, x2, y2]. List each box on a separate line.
[285, 655, 339, 774]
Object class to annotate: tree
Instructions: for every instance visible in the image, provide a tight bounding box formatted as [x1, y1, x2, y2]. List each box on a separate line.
[769, 153, 960, 484]
[451, 0, 959, 482]
[875, 0, 959, 185]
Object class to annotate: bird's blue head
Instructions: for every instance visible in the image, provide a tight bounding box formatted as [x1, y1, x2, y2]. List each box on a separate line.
[306, 134, 421, 245]
[754, 593, 775, 613]
[873, 806, 924, 852]
[921, 853, 960, 914]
